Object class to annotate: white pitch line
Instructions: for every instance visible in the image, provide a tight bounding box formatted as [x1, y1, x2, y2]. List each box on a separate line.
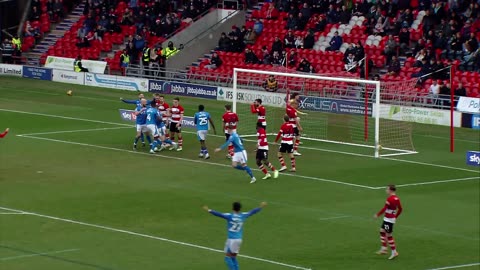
[1, 108, 477, 174]
[317, 215, 350, 221]
[372, 177, 480, 189]
[426, 262, 480, 270]
[0, 248, 79, 261]
[17, 126, 132, 136]
[0, 212, 27, 215]
[17, 134, 375, 190]
[0, 206, 312, 270]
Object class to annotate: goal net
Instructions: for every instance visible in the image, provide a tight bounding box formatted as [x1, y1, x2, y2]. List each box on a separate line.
[230, 68, 418, 158]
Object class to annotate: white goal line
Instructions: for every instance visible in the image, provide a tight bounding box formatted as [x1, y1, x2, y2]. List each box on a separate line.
[0, 206, 312, 270]
[425, 262, 480, 270]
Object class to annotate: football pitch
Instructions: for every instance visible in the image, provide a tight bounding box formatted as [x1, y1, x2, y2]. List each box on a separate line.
[0, 76, 479, 270]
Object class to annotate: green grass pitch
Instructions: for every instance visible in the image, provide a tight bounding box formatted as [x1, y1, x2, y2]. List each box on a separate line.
[0, 76, 479, 270]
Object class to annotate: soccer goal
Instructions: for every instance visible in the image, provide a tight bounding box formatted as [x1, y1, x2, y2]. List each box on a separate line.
[231, 68, 418, 158]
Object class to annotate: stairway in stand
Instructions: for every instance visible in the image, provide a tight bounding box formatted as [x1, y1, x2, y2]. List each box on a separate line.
[24, 3, 84, 66]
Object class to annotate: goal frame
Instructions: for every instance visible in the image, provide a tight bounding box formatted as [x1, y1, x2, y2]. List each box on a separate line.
[232, 68, 383, 158]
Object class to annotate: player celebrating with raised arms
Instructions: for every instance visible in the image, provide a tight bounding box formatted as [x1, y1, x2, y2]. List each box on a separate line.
[194, 105, 216, 159]
[215, 127, 256, 184]
[133, 98, 152, 150]
[286, 100, 303, 156]
[274, 115, 297, 172]
[374, 184, 403, 260]
[250, 99, 266, 130]
[0, 128, 9, 138]
[169, 97, 184, 151]
[222, 104, 239, 158]
[256, 122, 278, 179]
[203, 201, 267, 270]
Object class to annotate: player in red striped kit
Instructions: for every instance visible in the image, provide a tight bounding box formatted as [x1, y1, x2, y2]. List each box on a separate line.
[157, 95, 170, 139]
[374, 184, 403, 260]
[222, 104, 239, 158]
[250, 99, 267, 130]
[169, 97, 184, 151]
[256, 122, 279, 179]
[0, 128, 9, 138]
[274, 115, 296, 172]
[285, 101, 303, 156]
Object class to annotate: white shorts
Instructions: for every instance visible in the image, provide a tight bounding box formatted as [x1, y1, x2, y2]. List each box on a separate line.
[146, 124, 157, 135]
[232, 150, 248, 164]
[136, 124, 148, 133]
[224, 239, 243, 254]
[224, 129, 237, 134]
[197, 130, 208, 141]
[159, 126, 167, 136]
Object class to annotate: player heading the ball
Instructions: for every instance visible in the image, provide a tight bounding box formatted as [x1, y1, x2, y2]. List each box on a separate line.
[374, 184, 403, 260]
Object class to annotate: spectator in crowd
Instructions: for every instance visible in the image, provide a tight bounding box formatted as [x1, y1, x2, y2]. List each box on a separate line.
[315, 15, 327, 32]
[265, 3, 279, 20]
[244, 28, 257, 45]
[423, 9, 435, 33]
[297, 58, 313, 72]
[465, 32, 479, 53]
[94, 25, 105, 41]
[205, 51, 222, 69]
[107, 18, 121, 33]
[339, 5, 351, 25]
[24, 21, 41, 39]
[326, 31, 342, 51]
[413, 49, 427, 66]
[303, 30, 315, 49]
[344, 43, 356, 61]
[294, 35, 304, 49]
[439, 82, 451, 107]
[384, 35, 398, 64]
[300, 3, 311, 20]
[121, 8, 134, 25]
[183, 5, 200, 20]
[326, 5, 339, 24]
[1, 38, 13, 63]
[229, 35, 244, 52]
[46, 0, 55, 20]
[449, 32, 464, 51]
[355, 41, 365, 62]
[218, 32, 230, 51]
[271, 51, 282, 65]
[271, 36, 283, 55]
[120, 48, 130, 68]
[261, 46, 271, 64]
[432, 59, 447, 79]
[344, 53, 357, 72]
[297, 13, 308, 30]
[98, 15, 109, 29]
[30, 6, 41, 21]
[284, 30, 295, 48]
[286, 49, 297, 67]
[433, 31, 448, 50]
[245, 48, 259, 64]
[424, 80, 440, 104]
[398, 27, 410, 54]
[387, 55, 401, 75]
[263, 75, 278, 92]
[373, 17, 387, 35]
[76, 30, 93, 48]
[286, 13, 298, 30]
[253, 19, 264, 35]
[84, 14, 96, 32]
[455, 82, 467, 97]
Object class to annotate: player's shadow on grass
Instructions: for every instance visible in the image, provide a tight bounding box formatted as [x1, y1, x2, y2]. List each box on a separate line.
[0, 245, 120, 270]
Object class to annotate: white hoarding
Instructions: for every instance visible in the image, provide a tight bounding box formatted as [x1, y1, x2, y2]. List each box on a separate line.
[85, 73, 148, 92]
[217, 87, 286, 108]
[0, 64, 22, 76]
[52, 69, 85, 85]
[376, 104, 462, 127]
[457, 96, 480, 114]
[45, 56, 107, 74]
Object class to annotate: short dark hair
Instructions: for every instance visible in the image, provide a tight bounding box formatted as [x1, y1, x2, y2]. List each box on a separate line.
[174, 97, 180, 101]
[255, 99, 262, 104]
[199, 104, 205, 111]
[159, 95, 164, 98]
[233, 202, 242, 212]
[150, 100, 157, 107]
[256, 122, 263, 128]
[225, 104, 232, 110]
[387, 184, 396, 191]
[284, 115, 290, 122]
[291, 93, 299, 99]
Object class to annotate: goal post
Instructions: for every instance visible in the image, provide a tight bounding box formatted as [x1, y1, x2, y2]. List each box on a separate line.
[231, 68, 417, 158]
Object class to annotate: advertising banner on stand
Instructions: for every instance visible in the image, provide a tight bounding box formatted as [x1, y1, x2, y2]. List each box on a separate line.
[22, 66, 52, 80]
[0, 64, 23, 76]
[52, 69, 85, 85]
[217, 87, 286, 108]
[149, 80, 217, 99]
[45, 56, 107, 74]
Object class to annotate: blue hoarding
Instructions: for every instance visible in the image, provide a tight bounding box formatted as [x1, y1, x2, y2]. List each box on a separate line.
[298, 96, 372, 116]
[148, 79, 217, 99]
[22, 66, 52, 80]
[466, 151, 480, 166]
[472, 115, 480, 130]
[119, 109, 196, 129]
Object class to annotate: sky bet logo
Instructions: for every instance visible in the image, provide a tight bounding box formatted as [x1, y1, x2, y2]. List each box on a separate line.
[466, 151, 480, 166]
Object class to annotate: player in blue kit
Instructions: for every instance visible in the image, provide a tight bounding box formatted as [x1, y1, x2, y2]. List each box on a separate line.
[203, 201, 267, 270]
[133, 98, 152, 150]
[215, 128, 256, 183]
[194, 105, 216, 159]
[149, 102, 177, 153]
[145, 102, 161, 154]
[121, 93, 147, 146]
